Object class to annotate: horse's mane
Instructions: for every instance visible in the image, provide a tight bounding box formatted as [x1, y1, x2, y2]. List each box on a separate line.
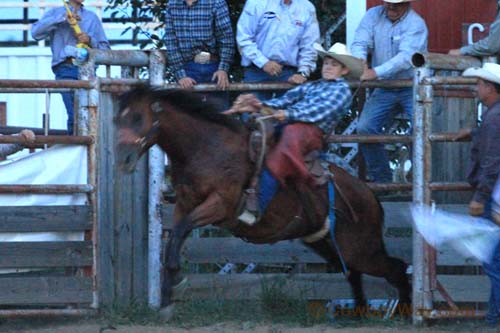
[119, 85, 245, 134]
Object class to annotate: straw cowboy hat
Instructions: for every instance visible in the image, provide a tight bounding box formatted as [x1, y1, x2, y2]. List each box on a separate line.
[313, 42, 364, 79]
[463, 63, 500, 85]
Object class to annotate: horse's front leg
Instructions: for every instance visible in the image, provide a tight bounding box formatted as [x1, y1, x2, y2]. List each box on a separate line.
[162, 191, 227, 307]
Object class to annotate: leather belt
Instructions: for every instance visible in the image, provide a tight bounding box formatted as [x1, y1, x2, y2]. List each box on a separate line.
[246, 64, 297, 71]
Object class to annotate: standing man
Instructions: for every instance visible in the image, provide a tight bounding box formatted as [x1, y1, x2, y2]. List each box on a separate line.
[460, 63, 500, 326]
[236, 0, 320, 100]
[449, 11, 500, 56]
[164, 0, 234, 93]
[31, 0, 110, 135]
[351, 0, 428, 183]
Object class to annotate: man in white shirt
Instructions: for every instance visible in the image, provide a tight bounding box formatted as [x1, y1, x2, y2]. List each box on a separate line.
[236, 0, 320, 100]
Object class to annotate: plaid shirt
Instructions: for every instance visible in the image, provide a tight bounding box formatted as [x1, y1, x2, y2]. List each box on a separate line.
[263, 79, 352, 134]
[164, 0, 235, 80]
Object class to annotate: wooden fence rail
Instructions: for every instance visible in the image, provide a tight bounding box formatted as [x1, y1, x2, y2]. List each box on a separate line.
[0, 206, 93, 307]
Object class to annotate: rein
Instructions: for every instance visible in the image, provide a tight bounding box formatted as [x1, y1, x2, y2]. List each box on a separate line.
[253, 115, 275, 177]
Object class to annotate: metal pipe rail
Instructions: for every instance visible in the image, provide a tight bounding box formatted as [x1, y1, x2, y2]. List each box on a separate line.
[412, 52, 482, 70]
[422, 77, 478, 86]
[0, 88, 73, 93]
[0, 135, 93, 145]
[0, 126, 67, 136]
[328, 134, 412, 144]
[92, 49, 150, 67]
[0, 79, 93, 90]
[0, 184, 94, 194]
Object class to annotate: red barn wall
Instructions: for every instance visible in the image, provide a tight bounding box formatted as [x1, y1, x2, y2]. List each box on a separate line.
[366, 0, 497, 52]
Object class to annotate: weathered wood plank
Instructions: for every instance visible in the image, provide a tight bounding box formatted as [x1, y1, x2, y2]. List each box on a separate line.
[432, 94, 475, 204]
[175, 273, 489, 302]
[179, 237, 478, 266]
[0, 241, 93, 268]
[96, 92, 116, 307]
[0, 276, 93, 305]
[131, 157, 149, 302]
[0, 206, 92, 232]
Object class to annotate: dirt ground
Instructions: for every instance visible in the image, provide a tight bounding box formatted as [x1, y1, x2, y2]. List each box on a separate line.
[1, 319, 500, 333]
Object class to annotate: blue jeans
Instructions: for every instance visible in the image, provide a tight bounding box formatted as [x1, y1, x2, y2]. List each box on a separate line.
[357, 88, 413, 183]
[242, 65, 296, 101]
[53, 63, 79, 135]
[183, 61, 229, 110]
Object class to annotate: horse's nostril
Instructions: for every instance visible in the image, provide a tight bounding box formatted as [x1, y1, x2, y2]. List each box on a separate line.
[125, 154, 131, 165]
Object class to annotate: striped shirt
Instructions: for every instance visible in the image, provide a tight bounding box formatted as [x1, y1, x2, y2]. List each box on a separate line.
[351, 6, 428, 80]
[164, 0, 235, 80]
[263, 79, 352, 134]
[31, 4, 110, 68]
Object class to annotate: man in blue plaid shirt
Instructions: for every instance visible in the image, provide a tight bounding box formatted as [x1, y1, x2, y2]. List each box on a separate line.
[225, 43, 363, 223]
[164, 0, 234, 90]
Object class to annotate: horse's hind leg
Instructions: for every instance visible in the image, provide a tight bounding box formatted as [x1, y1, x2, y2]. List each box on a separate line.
[303, 239, 367, 310]
[347, 269, 367, 310]
[359, 252, 411, 307]
[383, 256, 411, 305]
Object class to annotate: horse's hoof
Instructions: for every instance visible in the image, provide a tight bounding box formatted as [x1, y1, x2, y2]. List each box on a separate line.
[158, 304, 176, 322]
[171, 276, 188, 300]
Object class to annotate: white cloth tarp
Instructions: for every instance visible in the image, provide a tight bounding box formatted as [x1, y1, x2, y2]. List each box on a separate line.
[0, 145, 87, 241]
[411, 204, 500, 264]
[0, 145, 88, 273]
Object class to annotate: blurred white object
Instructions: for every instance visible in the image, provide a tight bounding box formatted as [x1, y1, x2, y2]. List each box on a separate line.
[411, 204, 500, 263]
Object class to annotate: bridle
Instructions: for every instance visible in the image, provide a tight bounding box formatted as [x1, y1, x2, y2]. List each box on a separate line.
[132, 101, 163, 154]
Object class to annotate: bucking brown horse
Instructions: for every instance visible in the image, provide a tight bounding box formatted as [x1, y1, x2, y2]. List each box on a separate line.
[115, 86, 411, 318]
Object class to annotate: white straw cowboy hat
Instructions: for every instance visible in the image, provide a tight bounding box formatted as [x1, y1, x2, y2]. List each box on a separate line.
[313, 42, 364, 79]
[463, 63, 500, 85]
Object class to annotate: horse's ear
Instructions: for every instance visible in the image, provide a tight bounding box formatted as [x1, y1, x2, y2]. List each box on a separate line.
[151, 101, 163, 114]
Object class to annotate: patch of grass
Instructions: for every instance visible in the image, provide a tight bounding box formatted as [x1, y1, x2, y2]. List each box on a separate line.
[170, 276, 325, 328]
[99, 300, 162, 326]
[259, 275, 319, 325]
[171, 299, 265, 327]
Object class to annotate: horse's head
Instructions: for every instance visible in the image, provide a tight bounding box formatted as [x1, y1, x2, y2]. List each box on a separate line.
[115, 85, 160, 173]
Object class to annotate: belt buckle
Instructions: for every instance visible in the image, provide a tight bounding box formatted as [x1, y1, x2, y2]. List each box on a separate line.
[194, 51, 211, 64]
